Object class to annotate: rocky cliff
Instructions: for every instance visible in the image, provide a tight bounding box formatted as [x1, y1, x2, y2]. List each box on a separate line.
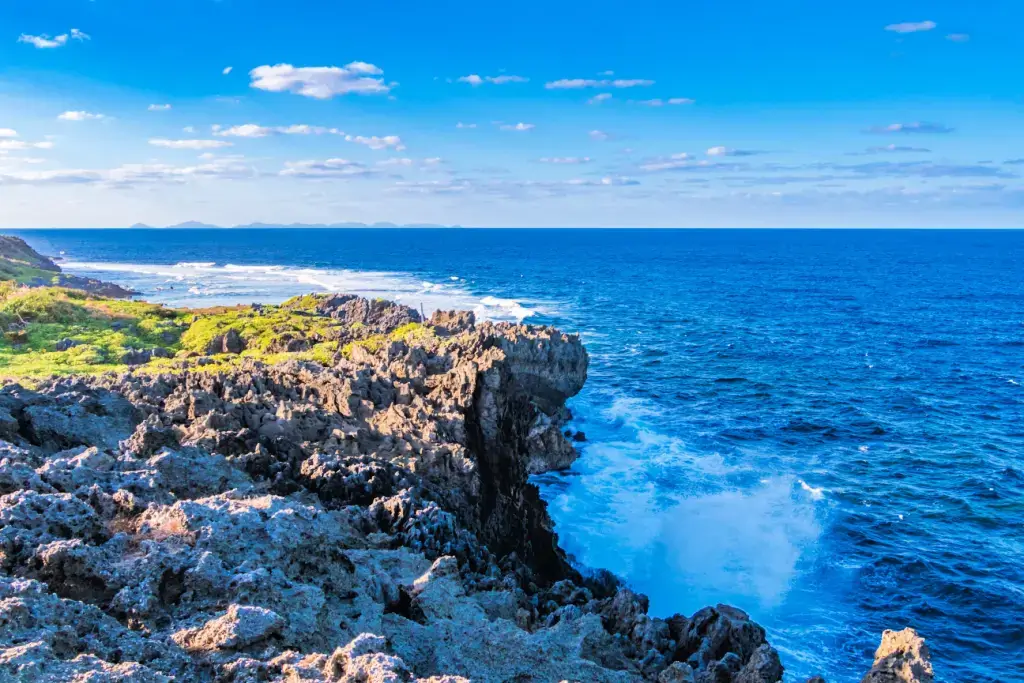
[0, 294, 934, 682]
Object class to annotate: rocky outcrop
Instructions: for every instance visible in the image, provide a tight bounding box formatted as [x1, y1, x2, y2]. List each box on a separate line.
[0, 293, 932, 682]
[861, 629, 933, 683]
[0, 234, 136, 298]
[0, 236, 61, 274]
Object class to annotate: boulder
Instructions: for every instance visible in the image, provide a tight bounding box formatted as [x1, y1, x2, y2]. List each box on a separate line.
[861, 629, 933, 683]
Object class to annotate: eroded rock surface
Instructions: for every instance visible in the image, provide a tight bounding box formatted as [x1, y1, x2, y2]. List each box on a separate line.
[0, 296, 912, 682]
[860, 629, 933, 683]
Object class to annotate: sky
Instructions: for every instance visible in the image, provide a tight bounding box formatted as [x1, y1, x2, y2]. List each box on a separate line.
[1, 0, 1023, 228]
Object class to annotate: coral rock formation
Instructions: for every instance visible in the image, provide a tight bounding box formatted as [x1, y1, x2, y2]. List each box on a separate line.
[0, 294, 935, 682]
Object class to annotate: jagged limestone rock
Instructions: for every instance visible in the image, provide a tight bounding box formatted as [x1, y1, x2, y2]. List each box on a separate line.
[0, 295, 797, 682]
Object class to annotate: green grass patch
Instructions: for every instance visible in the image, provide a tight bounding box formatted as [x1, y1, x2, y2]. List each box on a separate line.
[179, 305, 339, 355]
[0, 286, 437, 381]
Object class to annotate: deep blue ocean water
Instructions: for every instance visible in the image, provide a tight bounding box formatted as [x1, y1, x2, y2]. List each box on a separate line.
[11, 228, 1024, 683]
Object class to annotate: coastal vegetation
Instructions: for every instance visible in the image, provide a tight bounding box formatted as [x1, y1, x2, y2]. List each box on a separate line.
[0, 286, 427, 381]
[0, 235, 451, 381]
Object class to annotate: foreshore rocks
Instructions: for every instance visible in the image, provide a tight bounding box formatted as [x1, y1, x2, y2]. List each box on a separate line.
[0, 295, 933, 682]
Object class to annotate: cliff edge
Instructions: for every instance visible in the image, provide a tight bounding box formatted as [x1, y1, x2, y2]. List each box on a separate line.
[0, 291, 934, 682]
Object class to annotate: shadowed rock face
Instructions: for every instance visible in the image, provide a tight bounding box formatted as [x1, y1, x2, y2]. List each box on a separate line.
[0, 296, 930, 682]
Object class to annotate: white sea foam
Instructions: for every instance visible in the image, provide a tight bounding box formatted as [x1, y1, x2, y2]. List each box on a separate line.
[59, 259, 545, 323]
[540, 393, 822, 616]
[798, 479, 826, 501]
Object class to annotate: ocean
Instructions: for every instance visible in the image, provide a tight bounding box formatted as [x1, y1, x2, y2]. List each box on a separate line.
[11, 228, 1023, 682]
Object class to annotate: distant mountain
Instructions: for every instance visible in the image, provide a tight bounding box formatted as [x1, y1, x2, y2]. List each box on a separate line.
[129, 223, 154, 229]
[165, 221, 222, 230]
[132, 221, 454, 229]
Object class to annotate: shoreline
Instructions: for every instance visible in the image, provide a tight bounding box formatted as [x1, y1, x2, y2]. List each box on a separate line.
[0, 237, 934, 682]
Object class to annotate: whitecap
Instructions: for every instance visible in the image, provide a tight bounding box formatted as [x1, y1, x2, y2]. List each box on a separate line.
[58, 259, 551, 324]
[798, 479, 826, 501]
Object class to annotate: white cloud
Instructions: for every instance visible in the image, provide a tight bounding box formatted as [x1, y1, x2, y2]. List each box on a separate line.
[183, 126, 196, 134]
[58, 111, 105, 121]
[223, 66, 233, 75]
[864, 144, 932, 154]
[885, 20, 937, 33]
[598, 70, 615, 76]
[280, 158, 373, 178]
[17, 29, 88, 49]
[707, 146, 765, 157]
[211, 124, 402, 150]
[249, 62, 391, 99]
[545, 78, 654, 89]
[539, 157, 592, 164]
[589, 130, 610, 141]
[869, 122, 953, 134]
[149, 138, 233, 150]
[640, 158, 716, 172]
[0, 156, 46, 166]
[456, 122, 477, 129]
[214, 124, 274, 138]
[0, 158, 255, 187]
[0, 129, 17, 138]
[588, 93, 612, 105]
[458, 74, 528, 86]
[0, 139, 54, 151]
[636, 97, 695, 107]
[567, 176, 639, 187]
[213, 123, 344, 138]
[18, 34, 67, 49]
[488, 75, 528, 85]
[377, 157, 443, 168]
[499, 122, 535, 131]
[946, 33, 970, 43]
[344, 134, 405, 150]
[148, 104, 172, 111]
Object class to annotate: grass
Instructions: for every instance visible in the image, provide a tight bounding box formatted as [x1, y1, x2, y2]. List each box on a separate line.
[178, 305, 339, 355]
[0, 287, 191, 378]
[0, 236, 61, 286]
[339, 322, 437, 360]
[0, 260, 61, 286]
[0, 286, 392, 381]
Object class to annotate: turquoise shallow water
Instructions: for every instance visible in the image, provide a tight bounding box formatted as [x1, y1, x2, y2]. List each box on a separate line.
[14, 228, 1024, 682]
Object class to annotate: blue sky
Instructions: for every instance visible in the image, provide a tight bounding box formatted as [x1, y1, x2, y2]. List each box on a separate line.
[1, 0, 1022, 227]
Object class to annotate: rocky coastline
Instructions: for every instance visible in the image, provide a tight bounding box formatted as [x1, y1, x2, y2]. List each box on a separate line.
[0, 261, 934, 680]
